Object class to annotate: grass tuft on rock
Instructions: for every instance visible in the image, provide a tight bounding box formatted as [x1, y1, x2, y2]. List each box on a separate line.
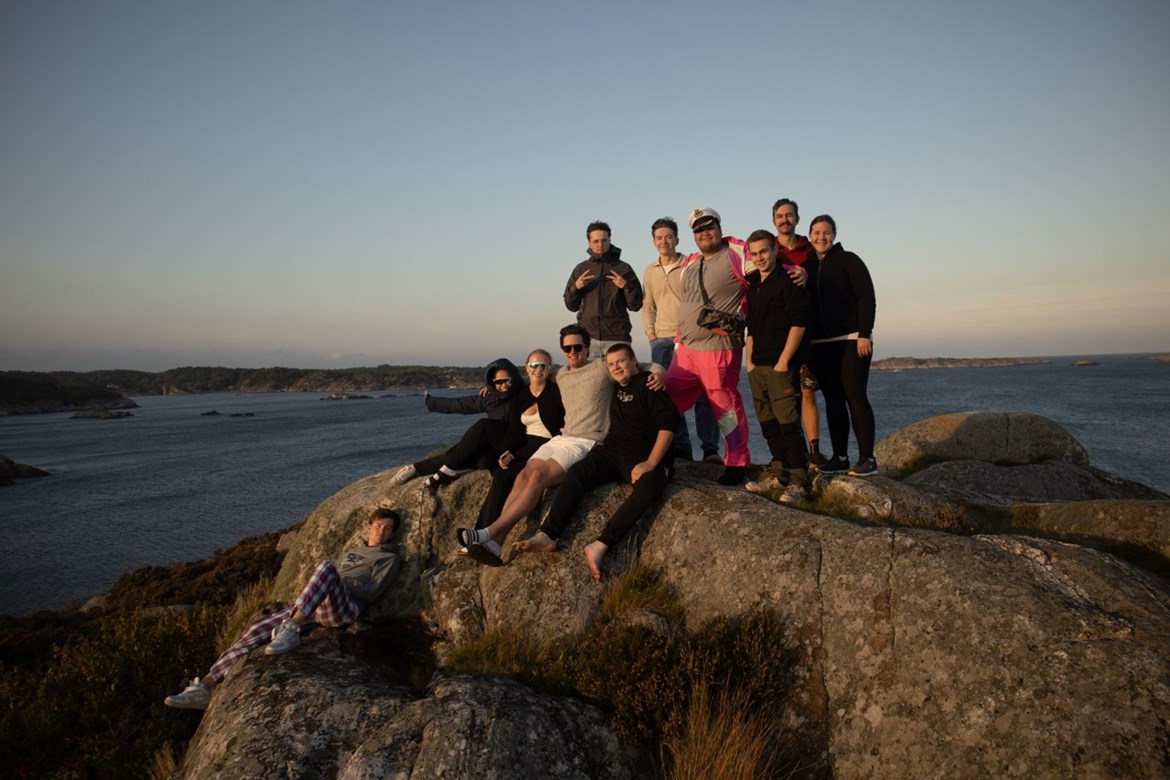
[442, 565, 797, 777]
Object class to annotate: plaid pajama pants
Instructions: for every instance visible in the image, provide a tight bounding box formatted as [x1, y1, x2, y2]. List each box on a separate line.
[207, 559, 359, 682]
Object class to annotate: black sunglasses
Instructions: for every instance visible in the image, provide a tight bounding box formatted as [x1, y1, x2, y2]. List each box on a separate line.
[561, 344, 585, 353]
[492, 378, 512, 385]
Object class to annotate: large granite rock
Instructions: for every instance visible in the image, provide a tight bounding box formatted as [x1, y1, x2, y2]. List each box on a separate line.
[639, 486, 1170, 778]
[1008, 500, 1170, 576]
[176, 640, 641, 779]
[177, 415, 1170, 778]
[874, 412, 1090, 475]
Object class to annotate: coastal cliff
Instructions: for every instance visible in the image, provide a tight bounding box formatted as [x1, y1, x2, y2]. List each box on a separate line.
[169, 412, 1170, 779]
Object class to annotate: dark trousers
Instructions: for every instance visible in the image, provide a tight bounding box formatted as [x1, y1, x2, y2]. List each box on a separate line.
[538, 447, 669, 548]
[747, 365, 808, 484]
[811, 341, 875, 460]
[414, 418, 510, 476]
[474, 435, 550, 529]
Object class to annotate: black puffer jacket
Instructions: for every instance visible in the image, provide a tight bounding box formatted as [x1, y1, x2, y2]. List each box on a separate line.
[424, 357, 523, 420]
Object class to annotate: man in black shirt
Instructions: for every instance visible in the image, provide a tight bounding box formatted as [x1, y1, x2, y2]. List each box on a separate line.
[744, 229, 812, 503]
[514, 343, 679, 578]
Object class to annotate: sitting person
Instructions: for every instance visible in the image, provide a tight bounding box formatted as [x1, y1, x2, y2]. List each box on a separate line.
[469, 349, 565, 536]
[391, 358, 523, 490]
[164, 507, 402, 711]
[459, 325, 663, 566]
[515, 344, 679, 578]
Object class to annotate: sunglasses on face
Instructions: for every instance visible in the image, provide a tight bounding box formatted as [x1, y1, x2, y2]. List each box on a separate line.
[492, 378, 512, 386]
[527, 362, 551, 371]
[561, 344, 585, 353]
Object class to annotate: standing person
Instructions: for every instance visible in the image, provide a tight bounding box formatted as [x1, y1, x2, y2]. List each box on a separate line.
[514, 344, 679, 579]
[471, 349, 565, 532]
[391, 358, 523, 490]
[772, 198, 826, 468]
[641, 216, 721, 464]
[742, 230, 811, 503]
[164, 507, 402, 711]
[459, 324, 663, 565]
[805, 215, 878, 476]
[664, 208, 752, 486]
[564, 221, 644, 359]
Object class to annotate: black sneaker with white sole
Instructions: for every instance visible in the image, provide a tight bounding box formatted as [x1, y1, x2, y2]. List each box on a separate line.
[848, 458, 879, 476]
[816, 455, 850, 473]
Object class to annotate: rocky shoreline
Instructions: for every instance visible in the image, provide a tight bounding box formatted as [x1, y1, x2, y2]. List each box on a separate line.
[7, 411, 1168, 778]
[164, 410, 1168, 778]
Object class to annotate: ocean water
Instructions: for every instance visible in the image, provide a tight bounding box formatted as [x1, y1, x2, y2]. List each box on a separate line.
[1, 355, 1167, 615]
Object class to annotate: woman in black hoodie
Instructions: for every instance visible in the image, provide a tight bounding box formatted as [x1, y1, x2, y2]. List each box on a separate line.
[390, 357, 524, 489]
[805, 215, 878, 477]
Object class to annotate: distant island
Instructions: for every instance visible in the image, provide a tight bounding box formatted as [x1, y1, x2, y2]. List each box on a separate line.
[872, 357, 1050, 370]
[0, 365, 482, 415]
[2, 354, 1165, 414]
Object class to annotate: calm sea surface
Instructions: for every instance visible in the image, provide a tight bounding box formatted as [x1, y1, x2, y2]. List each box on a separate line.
[1, 355, 1168, 615]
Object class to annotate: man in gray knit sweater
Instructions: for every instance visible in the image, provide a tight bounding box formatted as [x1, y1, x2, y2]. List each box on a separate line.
[461, 324, 663, 565]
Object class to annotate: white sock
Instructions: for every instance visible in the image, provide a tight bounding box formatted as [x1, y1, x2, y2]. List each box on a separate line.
[471, 528, 491, 543]
[439, 465, 458, 477]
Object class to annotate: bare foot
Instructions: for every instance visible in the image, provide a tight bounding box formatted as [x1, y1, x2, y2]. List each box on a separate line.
[582, 541, 608, 580]
[514, 531, 557, 553]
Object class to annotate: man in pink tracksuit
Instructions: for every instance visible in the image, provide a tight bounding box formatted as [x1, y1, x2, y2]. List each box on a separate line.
[664, 208, 752, 485]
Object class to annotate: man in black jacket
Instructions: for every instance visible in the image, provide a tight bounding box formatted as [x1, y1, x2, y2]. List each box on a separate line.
[564, 221, 644, 359]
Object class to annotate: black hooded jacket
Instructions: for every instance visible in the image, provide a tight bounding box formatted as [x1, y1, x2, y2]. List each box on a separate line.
[563, 246, 644, 342]
[423, 357, 523, 421]
[805, 243, 876, 341]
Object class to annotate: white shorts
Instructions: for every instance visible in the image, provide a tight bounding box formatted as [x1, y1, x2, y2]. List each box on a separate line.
[531, 435, 598, 474]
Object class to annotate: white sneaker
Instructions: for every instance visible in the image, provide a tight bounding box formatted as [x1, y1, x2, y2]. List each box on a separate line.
[165, 677, 210, 710]
[745, 476, 783, 494]
[265, 620, 301, 655]
[390, 465, 417, 486]
[779, 484, 809, 504]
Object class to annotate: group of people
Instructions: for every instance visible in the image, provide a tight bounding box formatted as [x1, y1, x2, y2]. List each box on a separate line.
[395, 199, 878, 567]
[163, 198, 877, 712]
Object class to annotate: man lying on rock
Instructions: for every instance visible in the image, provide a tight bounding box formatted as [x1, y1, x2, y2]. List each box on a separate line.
[510, 343, 679, 578]
[164, 507, 402, 711]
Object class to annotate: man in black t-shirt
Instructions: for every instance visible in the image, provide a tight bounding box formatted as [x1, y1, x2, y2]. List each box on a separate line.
[514, 343, 679, 578]
[744, 229, 811, 503]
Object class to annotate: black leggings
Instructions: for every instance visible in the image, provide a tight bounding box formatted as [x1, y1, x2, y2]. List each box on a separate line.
[812, 341, 875, 460]
[474, 435, 550, 529]
[414, 418, 510, 476]
[538, 447, 669, 548]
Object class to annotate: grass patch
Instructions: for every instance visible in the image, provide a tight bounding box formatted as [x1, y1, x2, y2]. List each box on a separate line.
[215, 575, 277, 654]
[442, 565, 798, 777]
[0, 531, 286, 779]
[0, 605, 224, 779]
[663, 683, 789, 780]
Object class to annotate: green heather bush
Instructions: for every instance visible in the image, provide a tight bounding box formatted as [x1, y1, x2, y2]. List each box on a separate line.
[0, 605, 223, 779]
[443, 566, 796, 778]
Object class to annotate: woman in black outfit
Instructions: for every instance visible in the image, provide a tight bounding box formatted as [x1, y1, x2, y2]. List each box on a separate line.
[473, 348, 564, 529]
[805, 215, 878, 476]
[391, 357, 524, 489]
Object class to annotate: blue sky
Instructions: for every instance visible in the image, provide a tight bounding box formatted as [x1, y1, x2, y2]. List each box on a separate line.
[2, 0, 1168, 371]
